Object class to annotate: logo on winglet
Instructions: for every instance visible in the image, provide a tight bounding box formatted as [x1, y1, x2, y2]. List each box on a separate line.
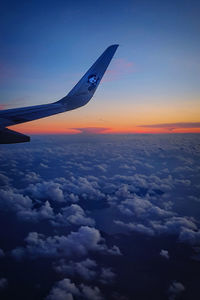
[88, 74, 99, 91]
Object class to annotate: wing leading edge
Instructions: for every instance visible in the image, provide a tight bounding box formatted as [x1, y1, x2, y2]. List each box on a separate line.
[0, 45, 118, 144]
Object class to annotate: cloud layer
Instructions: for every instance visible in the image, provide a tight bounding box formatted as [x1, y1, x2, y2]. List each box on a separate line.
[0, 134, 199, 299]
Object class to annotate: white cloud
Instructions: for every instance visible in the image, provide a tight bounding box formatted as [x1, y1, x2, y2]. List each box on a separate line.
[160, 249, 169, 259]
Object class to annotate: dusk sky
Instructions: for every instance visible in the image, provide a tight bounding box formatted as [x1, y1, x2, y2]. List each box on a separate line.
[1, 0, 200, 134]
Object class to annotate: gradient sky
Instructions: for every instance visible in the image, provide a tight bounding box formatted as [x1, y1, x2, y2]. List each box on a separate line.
[1, 0, 200, 134]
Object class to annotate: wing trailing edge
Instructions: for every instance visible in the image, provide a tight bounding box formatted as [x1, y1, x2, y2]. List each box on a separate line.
[0, 128, 30, 144]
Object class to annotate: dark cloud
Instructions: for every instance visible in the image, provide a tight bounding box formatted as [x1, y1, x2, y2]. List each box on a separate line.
[0, 278, 8, 290]
[54, 258, 116, 285]
[115, 220, 155, 236]
[52, 204, 95, 227]
[0, 173, 10, 186]
[46, 278, 80, 300]
[151, 216, 198, 235]
[17, 200, 54, 222]
[26, 181, 65, 202]
[0, 248, 5, 258]
[54, 258, 97, 280]
[168, 281, 185, 300]
[62, 176, 105, 201]
[0, 188, 55, 222]
[117, 195, 173, 218]
[11, 226, 121, 260]
[23, 172, 41, 183]
[46, 278, 103, 300]
[1, 134, 200, 299]
[80, 284, 103, 300]
[72, 127, 110, 134]
[99, 267, 116, 284]
[179, 228, 200, 245]
[138, 122, 200, 131]
[0, 189, 33, 213]
[160, 249, 169, 259]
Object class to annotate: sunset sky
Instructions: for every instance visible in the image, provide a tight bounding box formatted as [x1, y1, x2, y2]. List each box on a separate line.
[1, 0, 200, 134]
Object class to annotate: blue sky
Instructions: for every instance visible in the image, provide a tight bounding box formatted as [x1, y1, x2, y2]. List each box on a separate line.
[1, 0, 200, 133]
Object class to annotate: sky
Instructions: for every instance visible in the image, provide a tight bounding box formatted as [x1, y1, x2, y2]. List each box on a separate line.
[1, 0, 200, 134]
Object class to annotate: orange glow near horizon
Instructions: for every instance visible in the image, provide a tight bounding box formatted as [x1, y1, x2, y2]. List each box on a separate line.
[7, 96, 200, 135]
[10, 122, 200, 135]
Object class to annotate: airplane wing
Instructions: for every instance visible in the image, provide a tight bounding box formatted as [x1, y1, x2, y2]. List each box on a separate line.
[0, 44, 118, 144]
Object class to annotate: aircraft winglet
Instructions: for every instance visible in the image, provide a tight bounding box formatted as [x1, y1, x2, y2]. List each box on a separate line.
[57, 44, 119, 110]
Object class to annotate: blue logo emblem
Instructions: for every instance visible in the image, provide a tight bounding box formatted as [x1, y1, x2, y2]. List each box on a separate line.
[88, 74, 99, 91]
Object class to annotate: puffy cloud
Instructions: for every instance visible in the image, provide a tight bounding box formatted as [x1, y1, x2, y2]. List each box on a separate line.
[26, 181, 65, 202]
[115, 220, 155, 236]
[0, 187, 56, 222]
[17, 201, 54, 222]
[23, 172, 41, 183]
[160, 249, 169, 259]
[46, 278, 80, 300]
[52, 204, 95, 227]
[115, 214, 199, 240]
[106, 245, 122, 256]
[179, 228, 200, 245]
[54, 259, 116, 285]
[68, 193, 79, 203]
[99, 267, 116, 284]
[168, 281, 185, 300]
[117, 195, 173, 218]
[112, 173, 173, 194]
[12, 226, 121, 260]
[79, 284, 103, 300]
[0, 185, 95, 226]
[46, 278, 103, 300]
[62, 177, 105, 201]
[150, 216, 198, 236]
[54, 258, 97, 280]
[0, 188, 33, 213]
